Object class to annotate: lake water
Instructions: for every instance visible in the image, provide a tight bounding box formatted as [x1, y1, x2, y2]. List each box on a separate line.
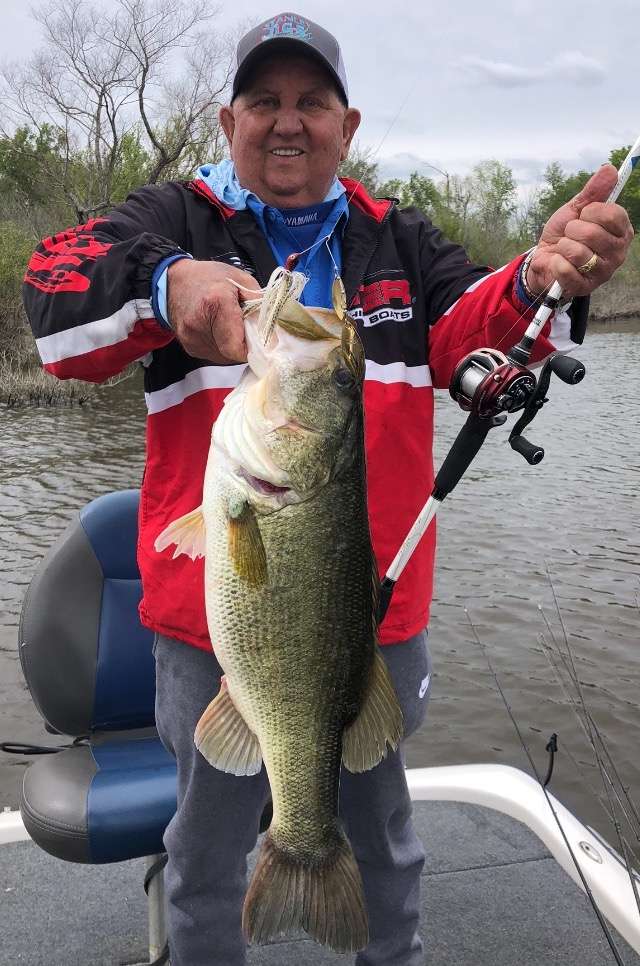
[1, 323, 638, 851]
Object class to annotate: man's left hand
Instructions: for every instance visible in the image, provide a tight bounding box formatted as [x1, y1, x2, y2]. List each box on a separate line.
[526, 164, 634, 299]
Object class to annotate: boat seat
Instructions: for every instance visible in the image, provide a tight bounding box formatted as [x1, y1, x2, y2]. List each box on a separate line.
[18, 490, 177, 865]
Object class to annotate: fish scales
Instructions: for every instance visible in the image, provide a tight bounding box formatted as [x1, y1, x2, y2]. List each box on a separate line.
[204, 462, 374, 853]
[155, 268, 403, 953]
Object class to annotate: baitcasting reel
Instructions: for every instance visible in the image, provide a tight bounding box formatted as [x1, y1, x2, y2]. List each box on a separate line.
[449, 348, 585, 465]
[377, 346, 586, 622]
[450, 349, 536, 417]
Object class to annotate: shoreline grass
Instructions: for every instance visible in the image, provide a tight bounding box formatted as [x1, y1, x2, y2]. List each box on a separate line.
[0, 306, 96, 407]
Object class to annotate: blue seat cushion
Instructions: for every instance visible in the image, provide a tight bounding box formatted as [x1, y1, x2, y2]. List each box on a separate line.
[21, 736, 177, 864]
[93, 577, 156, 730]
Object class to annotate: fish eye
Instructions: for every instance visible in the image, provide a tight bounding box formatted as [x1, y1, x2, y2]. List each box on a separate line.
[333, 367, 355, 391]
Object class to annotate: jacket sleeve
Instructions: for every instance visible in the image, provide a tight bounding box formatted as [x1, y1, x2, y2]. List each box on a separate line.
[22, 183, 191, 383]
[410, 213, 589, 390]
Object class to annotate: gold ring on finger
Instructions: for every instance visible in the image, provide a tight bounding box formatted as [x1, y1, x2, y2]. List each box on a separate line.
[577, 253, 599, 275]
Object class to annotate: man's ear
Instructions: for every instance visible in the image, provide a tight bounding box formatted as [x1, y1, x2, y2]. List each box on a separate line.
[219, 106, 236, 147]
[340, 108, 362, 162]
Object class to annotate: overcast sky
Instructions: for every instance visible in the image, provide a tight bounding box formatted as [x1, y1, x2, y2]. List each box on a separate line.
[1, 0, 637, 194]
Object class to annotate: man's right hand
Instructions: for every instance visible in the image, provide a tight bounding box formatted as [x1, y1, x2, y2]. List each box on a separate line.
[167, 259, 261, 363]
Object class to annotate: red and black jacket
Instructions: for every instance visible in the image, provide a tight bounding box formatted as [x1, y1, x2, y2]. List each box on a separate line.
[23, 178, 588, 648]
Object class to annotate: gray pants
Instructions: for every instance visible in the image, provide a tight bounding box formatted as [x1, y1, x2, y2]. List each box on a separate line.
[154, 631, 432, 966]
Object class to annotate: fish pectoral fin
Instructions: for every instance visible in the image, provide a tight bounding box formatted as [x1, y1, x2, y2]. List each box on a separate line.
[194, 676, 263, 776]
[228, 502, 267, 586]
[342, 648, 404, 773]
[154, 506, 206, 560]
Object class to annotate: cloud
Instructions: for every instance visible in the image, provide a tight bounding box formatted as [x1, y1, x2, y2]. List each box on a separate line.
[458, 50, 606, 88]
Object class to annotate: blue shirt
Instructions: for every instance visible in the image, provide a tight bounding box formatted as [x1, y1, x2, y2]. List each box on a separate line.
[152, 160, 349, 327]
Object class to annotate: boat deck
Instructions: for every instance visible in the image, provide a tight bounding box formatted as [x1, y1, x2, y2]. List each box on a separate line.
[2, 800, 639, 966]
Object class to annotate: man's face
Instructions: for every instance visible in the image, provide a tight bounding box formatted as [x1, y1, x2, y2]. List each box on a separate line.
[220, 55, 361, 208]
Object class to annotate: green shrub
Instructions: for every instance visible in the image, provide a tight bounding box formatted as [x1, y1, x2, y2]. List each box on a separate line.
[0, 221, 34, 304]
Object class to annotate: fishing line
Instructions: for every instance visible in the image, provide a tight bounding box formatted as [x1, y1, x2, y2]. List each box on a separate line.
[343, 85, 416, 209]
[537, 629, 621, 826]
[465, 608, 627, 965]
[538, 606, 640, 844]
[540, 571, 640, 917]
[542, 643, 640, 921]
[538, 596, 640, 846]
[284, 82, 418, 272]
[538, 626, 640, 902]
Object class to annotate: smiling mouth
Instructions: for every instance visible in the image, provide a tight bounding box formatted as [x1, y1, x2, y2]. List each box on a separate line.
[270, 148, 305, 157]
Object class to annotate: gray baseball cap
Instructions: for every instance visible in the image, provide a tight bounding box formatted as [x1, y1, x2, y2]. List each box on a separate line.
[232, 12, 348, 104]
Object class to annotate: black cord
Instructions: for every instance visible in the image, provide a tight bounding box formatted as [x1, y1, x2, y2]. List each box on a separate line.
[0, 736, 88, 756]
[543, 732, 558, 788]
[144, 854, 168, 895]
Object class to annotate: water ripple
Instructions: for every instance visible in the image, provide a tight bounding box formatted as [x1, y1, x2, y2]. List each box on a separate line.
[2, 334, 640, 837]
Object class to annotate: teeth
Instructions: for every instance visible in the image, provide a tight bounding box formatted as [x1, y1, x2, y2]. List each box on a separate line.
[271, 148, 303, 156]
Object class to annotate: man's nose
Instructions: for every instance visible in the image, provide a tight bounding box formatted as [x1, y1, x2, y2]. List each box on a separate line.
[272, 109, 304, 136]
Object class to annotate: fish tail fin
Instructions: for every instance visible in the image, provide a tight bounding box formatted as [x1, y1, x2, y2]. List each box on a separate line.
[243, 827, 368, 953]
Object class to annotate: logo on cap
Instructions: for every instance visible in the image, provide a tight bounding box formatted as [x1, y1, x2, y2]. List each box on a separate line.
[262, 14, 312, 42]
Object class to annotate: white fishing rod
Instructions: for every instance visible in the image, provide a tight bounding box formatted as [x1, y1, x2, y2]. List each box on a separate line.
[377, 136, 640, 622]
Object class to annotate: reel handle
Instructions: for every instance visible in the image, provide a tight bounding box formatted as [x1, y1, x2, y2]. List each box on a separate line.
[548, 354, 586, 385]
[510, 434, 545, 465]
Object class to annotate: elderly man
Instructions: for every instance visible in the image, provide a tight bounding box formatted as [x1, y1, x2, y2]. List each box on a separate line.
[23, 11, 633, 966]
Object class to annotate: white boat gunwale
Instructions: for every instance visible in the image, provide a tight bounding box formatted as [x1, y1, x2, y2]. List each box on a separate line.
[2, 762, 638, 954]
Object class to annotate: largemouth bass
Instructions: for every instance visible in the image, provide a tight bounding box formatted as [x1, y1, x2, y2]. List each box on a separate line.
[155, 269, 403, 952]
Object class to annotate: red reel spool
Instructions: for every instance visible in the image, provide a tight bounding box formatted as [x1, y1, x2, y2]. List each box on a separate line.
[450, 349, 536, 418]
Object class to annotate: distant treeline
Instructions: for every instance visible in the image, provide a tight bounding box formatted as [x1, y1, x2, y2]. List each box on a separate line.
[2, 135, 639, 405]
[338, 144, 640, 322]
[2, 133, 638, 319]
[0, 0, 638, 404]
[340, 144, 640, 267]
[3, 131, 639, 301]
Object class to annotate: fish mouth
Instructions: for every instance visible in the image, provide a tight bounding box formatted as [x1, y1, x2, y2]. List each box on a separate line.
[241, 470, 292, 496]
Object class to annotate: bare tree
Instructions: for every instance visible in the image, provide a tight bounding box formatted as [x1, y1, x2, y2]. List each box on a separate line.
[1, 0, 233, 222]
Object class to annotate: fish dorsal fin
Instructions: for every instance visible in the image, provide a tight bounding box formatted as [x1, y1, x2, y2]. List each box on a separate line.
[154, 506, 206, 560]
[194, 676, 263, 776]
[228, 501, 268, 586]
[342, 648, 403, 773]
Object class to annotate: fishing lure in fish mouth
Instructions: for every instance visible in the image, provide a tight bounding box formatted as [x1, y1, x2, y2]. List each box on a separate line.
[232, 267, 361, 364]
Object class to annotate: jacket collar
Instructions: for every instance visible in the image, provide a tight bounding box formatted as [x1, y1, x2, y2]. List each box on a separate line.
[185, 176, 395, 297]
[339, 179, 395, 304]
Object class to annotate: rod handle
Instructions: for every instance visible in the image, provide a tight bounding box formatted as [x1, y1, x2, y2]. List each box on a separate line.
[434, 413, 504, 499]
[377, 576, 396, 624]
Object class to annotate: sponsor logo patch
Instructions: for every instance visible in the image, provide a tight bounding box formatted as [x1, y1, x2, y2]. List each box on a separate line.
[349, 278, 414, 328]
[284, 211, 320, 227]
[418, 672, 431, 699]
[263, 14, 312, 42]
